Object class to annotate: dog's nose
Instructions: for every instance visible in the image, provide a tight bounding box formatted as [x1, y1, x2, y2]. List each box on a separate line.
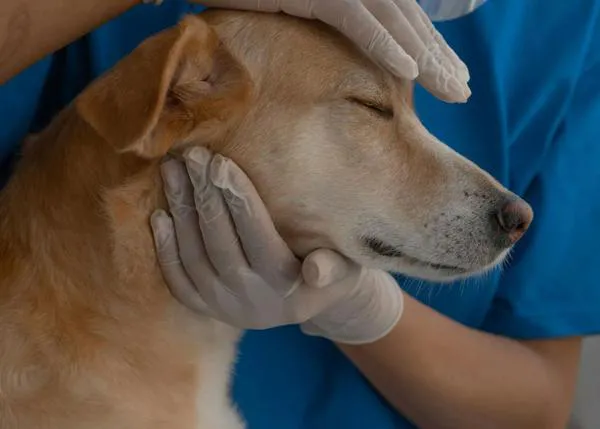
[495, 199, 533, 244]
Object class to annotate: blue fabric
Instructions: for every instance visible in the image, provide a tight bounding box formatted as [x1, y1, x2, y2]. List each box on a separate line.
[234, 2, 600, 428]
[1, 1, 600, 428]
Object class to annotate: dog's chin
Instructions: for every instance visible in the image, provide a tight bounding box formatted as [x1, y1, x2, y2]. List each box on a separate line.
[358, 248, 511, 284]
[394, 260, 497, 283]
[292, 235, 509, 283]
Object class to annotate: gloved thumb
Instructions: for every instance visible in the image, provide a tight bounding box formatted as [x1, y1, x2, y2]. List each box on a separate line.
[302, 249, 353, 288]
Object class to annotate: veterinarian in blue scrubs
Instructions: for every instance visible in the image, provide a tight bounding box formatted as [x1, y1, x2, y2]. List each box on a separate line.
[2, 1, 600, 428]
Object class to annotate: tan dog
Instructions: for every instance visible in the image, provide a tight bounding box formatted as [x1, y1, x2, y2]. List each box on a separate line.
[0, 10, 532, 429]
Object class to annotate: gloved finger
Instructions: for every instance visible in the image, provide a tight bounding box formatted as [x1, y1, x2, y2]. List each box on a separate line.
[394, 1, 470, 101]
[161, 157, 219, 287]
[364, 0, 428, 60]
[184, 147, 250, 279]
[412, 2, 470, 82]
[284, 251, 364, 322]
[393, 0, 469, 82]
[302, 249, 352, 288]
[150, 210, 212, 315]
[366, 0, 468, 102]
[209, 154, 302, 293]
[286, 270, 359, 322]
[313, 1, 418, 79]
[416, 55, 470, 103]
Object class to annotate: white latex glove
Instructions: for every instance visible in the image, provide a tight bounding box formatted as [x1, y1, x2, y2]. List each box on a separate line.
[150, 147, 403, 344]
[198, 0, 471, 102]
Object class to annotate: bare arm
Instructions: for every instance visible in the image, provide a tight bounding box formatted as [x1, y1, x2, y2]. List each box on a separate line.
[1, 0, 471, 102]
[0, 0, 139, 84]
[339, 293, 582, 429]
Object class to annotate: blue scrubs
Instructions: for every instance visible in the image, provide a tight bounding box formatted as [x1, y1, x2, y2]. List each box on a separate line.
[2, 1, 600, 428]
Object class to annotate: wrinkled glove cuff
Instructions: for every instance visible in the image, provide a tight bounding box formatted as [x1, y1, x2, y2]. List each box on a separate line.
[300, 270, 404, 345]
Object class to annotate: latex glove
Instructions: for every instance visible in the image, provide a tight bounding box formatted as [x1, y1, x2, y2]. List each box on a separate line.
[197, 0, 471, 102]
[150, 147, 403, 344]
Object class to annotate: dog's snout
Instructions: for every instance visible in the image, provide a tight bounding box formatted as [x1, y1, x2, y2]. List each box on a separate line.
[495, 199, 533, 244]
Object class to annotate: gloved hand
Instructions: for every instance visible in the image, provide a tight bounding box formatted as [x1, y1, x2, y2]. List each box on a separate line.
[197, 0, 471, 102]
[151, 147, 404, 344]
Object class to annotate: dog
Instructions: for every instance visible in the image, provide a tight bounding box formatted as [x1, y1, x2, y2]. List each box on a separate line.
[0, 10, 533, 429]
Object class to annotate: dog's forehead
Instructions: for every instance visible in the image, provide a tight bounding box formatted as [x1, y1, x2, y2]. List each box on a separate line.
[207, 11, 391, 92]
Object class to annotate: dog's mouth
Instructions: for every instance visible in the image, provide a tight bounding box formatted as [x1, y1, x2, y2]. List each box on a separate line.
[363, 237, 468, 274]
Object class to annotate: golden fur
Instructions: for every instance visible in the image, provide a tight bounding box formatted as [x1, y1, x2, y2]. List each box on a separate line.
[0, 11, 530, 428]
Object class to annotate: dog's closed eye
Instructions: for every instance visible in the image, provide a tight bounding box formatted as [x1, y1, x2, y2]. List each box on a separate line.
[346, 97, 393, 120]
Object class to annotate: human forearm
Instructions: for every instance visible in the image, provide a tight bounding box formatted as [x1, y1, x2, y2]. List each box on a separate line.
[339, 293, 581, 429]
[0, 0, 139, 83]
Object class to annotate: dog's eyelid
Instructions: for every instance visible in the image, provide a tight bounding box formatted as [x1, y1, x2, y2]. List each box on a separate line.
[346, 97, 394, 119]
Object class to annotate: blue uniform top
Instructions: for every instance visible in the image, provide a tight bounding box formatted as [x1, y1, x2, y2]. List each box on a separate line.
[2, 1, 600, 428]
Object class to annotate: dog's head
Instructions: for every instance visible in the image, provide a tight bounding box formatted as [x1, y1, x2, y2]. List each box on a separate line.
[76, 12, 532, 282]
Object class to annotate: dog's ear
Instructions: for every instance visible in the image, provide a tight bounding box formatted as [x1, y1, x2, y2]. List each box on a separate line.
[75, 15, 251, 159]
